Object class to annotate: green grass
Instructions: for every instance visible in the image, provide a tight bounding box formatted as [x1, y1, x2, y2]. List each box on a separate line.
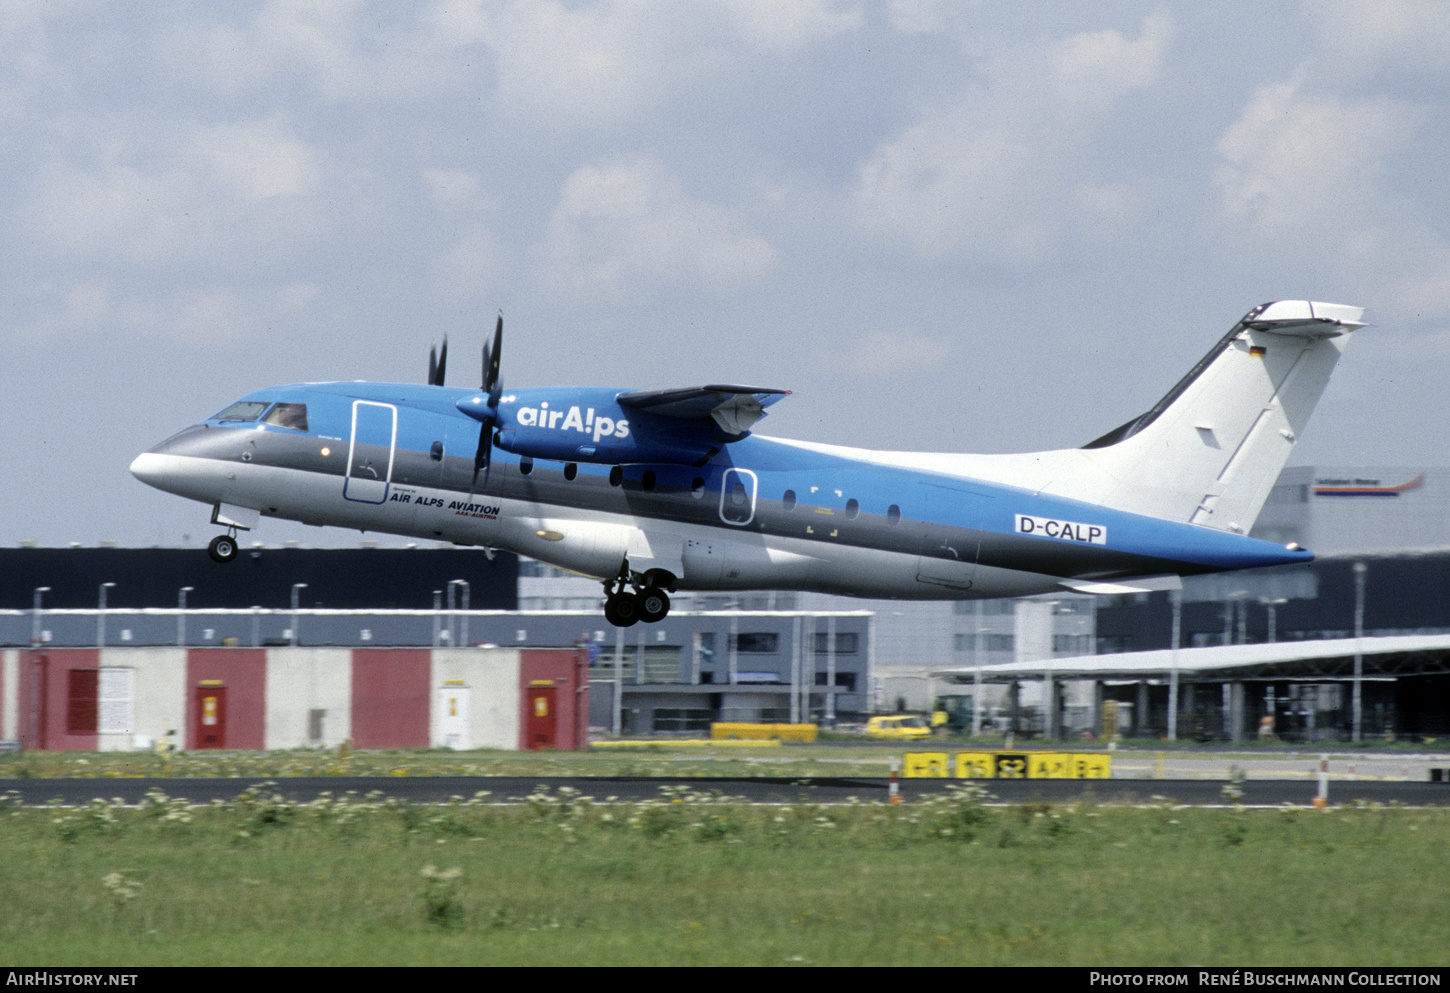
[2, 784, 1447, 966]
[0, 744, 907, 780]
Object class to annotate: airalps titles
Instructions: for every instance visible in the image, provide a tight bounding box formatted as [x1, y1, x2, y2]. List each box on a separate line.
[1015, 513, 1107, 544]
[514, 403, 630, 443]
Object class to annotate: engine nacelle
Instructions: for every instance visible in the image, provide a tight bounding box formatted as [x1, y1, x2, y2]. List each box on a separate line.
[459, 386, 729, 466]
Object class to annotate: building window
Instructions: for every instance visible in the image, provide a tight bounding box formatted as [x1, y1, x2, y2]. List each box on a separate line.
[814, 672, 857, 691]
[1054, 634, 1092, 655]
[812, 632, 858, 654]
[731, 632, 779, 653]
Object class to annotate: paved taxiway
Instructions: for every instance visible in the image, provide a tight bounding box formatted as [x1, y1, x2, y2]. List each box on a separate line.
[4, 775, 1448, 807]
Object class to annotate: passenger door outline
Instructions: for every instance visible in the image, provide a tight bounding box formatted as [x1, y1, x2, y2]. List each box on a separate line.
[718, 468, 758, 526]
[344, 400, 398, 504]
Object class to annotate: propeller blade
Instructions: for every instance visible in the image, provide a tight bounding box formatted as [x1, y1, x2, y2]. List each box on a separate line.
[486, 312, 503, 400]
[428, 336, 449, 386]
[468, 311, 505, 498]
[469, 415, 495, 498]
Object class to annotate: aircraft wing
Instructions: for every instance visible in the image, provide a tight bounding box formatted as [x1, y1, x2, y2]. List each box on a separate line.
[617, 385, 790, 436]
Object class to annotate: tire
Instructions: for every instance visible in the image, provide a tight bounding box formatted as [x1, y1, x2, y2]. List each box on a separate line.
[637, 587, 670, 623]
[604, 593, 639, 627]
[208, 535, 238, 563]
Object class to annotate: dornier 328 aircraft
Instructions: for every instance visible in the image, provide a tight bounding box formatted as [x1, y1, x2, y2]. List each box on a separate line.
[131, 300, 1364, 627]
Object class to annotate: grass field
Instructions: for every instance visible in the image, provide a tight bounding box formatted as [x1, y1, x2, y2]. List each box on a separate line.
[2, 779, 1448, 966]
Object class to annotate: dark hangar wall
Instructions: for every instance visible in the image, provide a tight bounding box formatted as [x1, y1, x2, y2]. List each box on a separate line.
[0, 547, 517, 611]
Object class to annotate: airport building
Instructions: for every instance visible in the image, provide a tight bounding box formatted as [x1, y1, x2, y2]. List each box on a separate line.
[4, 465, 1449, 747]
[0, 548, 873, 749]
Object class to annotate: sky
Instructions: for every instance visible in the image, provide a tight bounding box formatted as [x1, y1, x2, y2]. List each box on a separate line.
[4, 1, 1449, 549]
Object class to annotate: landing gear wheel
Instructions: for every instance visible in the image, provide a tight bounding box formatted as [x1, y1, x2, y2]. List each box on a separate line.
[604, 592, 640, 627]
[637, 587, 670, 623]
[208, 534, 239, 564]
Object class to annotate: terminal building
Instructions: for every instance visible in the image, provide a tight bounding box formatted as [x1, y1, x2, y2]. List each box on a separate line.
[3, 466, 1449, 747]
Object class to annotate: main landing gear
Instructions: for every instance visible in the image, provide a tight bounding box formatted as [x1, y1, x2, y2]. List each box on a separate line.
[208, 531, 240, 564]
[602, 564, 675, 627]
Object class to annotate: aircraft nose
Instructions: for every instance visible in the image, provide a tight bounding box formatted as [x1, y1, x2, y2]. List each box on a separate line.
[129, 452, 169, 488]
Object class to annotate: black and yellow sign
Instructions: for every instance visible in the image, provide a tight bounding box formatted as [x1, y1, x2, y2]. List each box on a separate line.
[903, 751, 1111, 779]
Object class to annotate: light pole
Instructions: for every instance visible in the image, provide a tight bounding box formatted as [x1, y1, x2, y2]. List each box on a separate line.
[97, 583, 115, 649]
[178, 587, 194, 647]
[458, 580, 470, 647]
[1353, 562, 1366, 742]
[31, 587, 50, 647]
[972, 602, 985, 737]
[448, 579, 470, 646]
[291, 583, 308, 647]
[1260, 597, 1287, 643]
[1168, 587, 1181, 741]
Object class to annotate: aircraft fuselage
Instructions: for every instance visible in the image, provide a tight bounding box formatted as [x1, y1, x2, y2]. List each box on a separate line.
[131, 379, 1310, 612]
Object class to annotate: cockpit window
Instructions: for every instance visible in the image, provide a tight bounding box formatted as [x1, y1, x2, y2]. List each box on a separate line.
[211, 401, 269, 423]
[262, 402, 309, 432]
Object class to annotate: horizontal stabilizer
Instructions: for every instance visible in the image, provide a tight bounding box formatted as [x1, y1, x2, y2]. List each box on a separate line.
[618, 385, 790, 435]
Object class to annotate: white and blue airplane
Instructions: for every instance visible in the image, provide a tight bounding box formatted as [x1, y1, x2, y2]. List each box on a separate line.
[131, 300, 1364, 627]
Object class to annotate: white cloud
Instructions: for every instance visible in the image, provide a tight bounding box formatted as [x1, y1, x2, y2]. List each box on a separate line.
[851, 120, 1043, 260]
[1050, 12, 1170, 105]
[1210, 74, 1450, 325]
[434, 0, 861, 128]
[164, 1, 467, 102]
[886, 0, 950, 35]
[192, 122, 321, 201]
[709, 0, 862, 49]
[533, 156, 777, 302]
[1212, 77, 1416, 239]
[11, 279, 322, 348]
[847, 13, 1168, 261]
[1309, 0, 1450, 78]
[24, 120, 330, 267]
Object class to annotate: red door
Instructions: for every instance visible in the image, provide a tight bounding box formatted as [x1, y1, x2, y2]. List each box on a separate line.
[195, 685, 227, 749]
[526, 686, 557, 750]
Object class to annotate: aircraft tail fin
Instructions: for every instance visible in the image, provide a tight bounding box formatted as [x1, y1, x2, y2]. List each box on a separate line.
[1078, 300, 1364, 532]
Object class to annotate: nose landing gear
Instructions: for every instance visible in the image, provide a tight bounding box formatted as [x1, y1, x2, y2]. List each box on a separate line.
[602, 564, 675, 627]
[207, 532, 240, 564]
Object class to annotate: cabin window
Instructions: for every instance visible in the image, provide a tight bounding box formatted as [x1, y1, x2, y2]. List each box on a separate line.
[564, 462, 578, 481]
[844, 498, 859, 520]
[729, 480, 747, 505]
[609, 466, 623, 486]
[520, 456, 533, 476]
[691, 477, 705, 499]
[262, 402, 309, 432]
[887, 504, 901, 524]
[429, 441, 443, 461]
[642, 470, 656, 491]
[782, 489, 797, 511]
[212, 401, 268, 423]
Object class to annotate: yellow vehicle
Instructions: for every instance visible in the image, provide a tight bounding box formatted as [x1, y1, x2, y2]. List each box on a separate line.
[865, 715, 933, 740]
